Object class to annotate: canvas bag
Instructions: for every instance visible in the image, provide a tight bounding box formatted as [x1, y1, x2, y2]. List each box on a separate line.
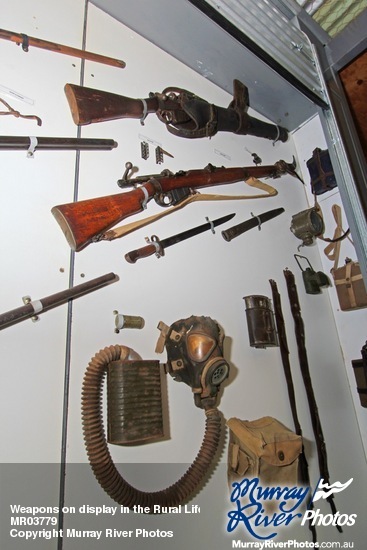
[227, 416, 302, 486]
[306, 147, 337, 195]
[324, 205, 367, 311]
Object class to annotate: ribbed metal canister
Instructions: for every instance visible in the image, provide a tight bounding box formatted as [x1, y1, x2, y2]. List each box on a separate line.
[107, 359, 164, 445]
[243, 295, 278, 348]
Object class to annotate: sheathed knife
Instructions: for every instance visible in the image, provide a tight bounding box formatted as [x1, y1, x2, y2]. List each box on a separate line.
[124, 213, 235, 263]
[221, 207, 285, 242]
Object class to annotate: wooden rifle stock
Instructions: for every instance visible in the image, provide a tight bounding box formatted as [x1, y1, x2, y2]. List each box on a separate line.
[51, 160, 297, 252]
[52, 182, 157, 251]
[65, 83, 160, 126]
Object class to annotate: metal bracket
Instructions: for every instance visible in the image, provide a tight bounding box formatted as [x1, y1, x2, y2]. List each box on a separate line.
[22, 295, 41, 322]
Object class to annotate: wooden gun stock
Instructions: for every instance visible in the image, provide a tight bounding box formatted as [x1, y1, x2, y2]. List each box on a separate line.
[52, 182, 156, 251]
[64, 84, 158, 125]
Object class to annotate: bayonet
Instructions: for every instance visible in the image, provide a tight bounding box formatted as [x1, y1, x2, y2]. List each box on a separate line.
[124, 213, 235, 263]
[221, 207, 285, 242]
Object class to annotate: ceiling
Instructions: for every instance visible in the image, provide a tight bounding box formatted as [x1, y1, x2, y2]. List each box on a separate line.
[295, 0, 367, 37]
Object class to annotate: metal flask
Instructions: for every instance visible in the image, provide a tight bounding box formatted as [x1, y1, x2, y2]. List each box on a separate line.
[243, 295, 278, 348]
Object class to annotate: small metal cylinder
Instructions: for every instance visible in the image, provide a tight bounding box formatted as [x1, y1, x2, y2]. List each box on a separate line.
[115, 314, 145, 330]
[243, 295, 278, 348]
[107, 360, 164, 445]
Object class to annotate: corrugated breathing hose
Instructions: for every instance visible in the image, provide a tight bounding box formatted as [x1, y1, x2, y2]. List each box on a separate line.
[81, 344, 222, 509]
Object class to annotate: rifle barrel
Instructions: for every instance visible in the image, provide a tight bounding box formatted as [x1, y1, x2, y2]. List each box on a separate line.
[0, 272, 119, 330]
[0, 28, 126, 68]
[0, 136, 118, 151]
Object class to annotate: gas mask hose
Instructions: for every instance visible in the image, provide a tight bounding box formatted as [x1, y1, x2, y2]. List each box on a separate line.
[81, 344, 222, 509]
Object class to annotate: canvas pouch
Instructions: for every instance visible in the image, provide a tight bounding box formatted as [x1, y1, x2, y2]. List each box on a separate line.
[227, 416, 302, 486]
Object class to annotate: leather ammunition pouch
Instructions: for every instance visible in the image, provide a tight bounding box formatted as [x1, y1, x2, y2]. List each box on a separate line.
[156, 87, 220, 138]
[156, 80, 249, 139]
[227, 416, 302, 486]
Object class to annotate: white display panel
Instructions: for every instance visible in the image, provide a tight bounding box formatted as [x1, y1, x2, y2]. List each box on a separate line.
[0, 1, 366, 548]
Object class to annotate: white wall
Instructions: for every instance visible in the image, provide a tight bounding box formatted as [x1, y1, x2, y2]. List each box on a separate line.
[293, 115, 367, 454]
[0, 1, 366, 549]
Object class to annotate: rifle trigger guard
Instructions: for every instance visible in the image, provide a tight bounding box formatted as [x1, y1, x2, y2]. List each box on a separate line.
[154, 186, 192, 208]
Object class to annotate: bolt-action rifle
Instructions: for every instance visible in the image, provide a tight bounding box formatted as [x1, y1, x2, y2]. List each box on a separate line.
[64, 79, 288, 142]
[51, 158, 299, 252]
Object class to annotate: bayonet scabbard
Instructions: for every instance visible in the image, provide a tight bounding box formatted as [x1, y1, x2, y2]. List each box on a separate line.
[222, 207, 285, 242]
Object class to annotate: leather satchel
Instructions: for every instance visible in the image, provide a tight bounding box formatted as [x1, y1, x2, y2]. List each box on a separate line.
[306, 147, 337, 195]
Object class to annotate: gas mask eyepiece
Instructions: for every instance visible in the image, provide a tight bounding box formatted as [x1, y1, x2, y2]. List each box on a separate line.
[157, 315, 229, 409]
[187, 332, 216, 362]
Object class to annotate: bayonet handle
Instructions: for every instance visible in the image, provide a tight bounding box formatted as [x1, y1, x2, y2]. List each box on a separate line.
[124, 239, 162, 263]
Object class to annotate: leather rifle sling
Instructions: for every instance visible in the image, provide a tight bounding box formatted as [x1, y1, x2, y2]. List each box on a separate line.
[269, 279, 317, 543]
[101, 176, 277, 241]
[283, 269, 342, 532]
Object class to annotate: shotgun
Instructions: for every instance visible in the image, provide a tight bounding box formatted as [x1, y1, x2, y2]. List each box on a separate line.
[51, 158, 299, 252]
[64, 79, 288, 142]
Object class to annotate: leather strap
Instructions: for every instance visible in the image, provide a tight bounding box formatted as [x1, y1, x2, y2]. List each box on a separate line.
[101, 176, 277, 241]
[269, 279, 317, 543]
[284, 269, 342, 533]
[323, 204, 353, 269]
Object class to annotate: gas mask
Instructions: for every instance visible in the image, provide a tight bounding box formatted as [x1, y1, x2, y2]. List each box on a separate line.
[156, 315, 229, 409]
